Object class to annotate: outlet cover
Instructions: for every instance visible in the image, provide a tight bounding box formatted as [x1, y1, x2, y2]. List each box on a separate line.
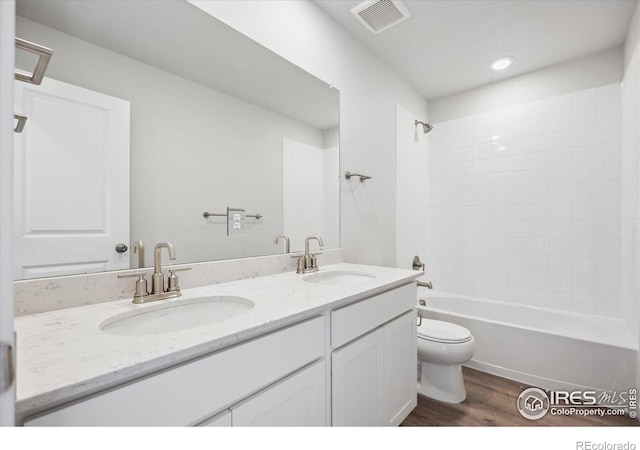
[227, 207, 245, 236]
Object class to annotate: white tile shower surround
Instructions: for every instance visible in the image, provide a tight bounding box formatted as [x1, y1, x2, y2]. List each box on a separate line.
[14, 249, 343, 316]
[428, 83, 622, 317]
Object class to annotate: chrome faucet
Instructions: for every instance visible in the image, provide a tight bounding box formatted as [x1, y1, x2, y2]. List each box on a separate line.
[297, 235, 324, 274]
[274, 235, 290, 254]
[152, 242, 176, 294]
[118, 241, 191, 304]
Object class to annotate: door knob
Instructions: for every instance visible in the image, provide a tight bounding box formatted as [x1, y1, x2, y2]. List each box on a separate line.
[115, 243, 128, 253]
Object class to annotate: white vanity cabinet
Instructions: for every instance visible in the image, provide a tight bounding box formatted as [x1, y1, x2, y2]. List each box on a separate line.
[21, 279, 418, 427]
[331, 283, 417, 426]
[24, 317, 326, 426]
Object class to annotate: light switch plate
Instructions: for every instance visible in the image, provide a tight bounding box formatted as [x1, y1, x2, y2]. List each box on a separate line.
[227, 207, 245, 236]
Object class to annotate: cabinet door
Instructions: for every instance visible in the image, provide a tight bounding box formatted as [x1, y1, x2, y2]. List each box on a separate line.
[231, 360, 326, 426]
[332, 328, 383, 426]
[381, 310, 417, 426]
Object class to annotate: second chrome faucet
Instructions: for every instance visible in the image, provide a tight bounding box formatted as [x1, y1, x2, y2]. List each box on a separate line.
[296, 235, 324, 274]
[119, 241, 191, 304]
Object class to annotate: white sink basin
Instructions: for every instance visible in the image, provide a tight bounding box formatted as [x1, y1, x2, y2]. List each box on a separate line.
[100, 296, 255, 336]
[303, 270, 377, 286]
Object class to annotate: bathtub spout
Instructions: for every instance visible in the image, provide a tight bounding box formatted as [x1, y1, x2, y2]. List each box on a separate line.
[417, 280, 433, 289]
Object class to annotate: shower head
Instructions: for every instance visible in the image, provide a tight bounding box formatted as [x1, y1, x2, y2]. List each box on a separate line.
[415, 119, 433, 134]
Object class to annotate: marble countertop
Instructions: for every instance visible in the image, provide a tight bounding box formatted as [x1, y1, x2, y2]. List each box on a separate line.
[15, 263, 420, 417]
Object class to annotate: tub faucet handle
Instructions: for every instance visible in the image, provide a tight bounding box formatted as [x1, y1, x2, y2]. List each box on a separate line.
[412, 255, 425, 271]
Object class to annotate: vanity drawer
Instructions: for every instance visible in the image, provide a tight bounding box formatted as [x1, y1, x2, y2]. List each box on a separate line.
[24, 316, 325, 426]
[331, 282, 416, 349]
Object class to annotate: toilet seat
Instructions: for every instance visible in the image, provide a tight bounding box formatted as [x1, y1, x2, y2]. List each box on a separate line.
[417, 319, 472, 344]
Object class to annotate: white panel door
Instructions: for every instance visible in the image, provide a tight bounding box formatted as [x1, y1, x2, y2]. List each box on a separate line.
[332, 328, 383, 426]
[381, 310, 417, 426]
[231, 360, 326, 426]
[282, 138, 325, 252]
[13, 77, 130, 279]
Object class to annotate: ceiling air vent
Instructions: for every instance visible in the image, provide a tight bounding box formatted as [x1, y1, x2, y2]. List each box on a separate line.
[351, 0, 411, 34]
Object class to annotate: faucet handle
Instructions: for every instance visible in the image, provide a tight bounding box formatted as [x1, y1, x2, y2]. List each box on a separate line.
[296, 255, 306, 274]
[167, 267, 191, 292]
[310, 254, 319, 270]
[412, 255, 425, 271]
[118, 272, 148, 278]
[118, 272, 149, 300]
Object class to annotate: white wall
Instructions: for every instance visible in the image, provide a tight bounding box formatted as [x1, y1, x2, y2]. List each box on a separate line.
[395, 104, 429, 274]
[430, 48, 623, 123]
[428, 80, 623, 318]
[16, 17, 325, 267]
[189, 0, 430, 266]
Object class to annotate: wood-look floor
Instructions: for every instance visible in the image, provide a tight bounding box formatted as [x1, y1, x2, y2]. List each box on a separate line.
[401, 367, 638, 426]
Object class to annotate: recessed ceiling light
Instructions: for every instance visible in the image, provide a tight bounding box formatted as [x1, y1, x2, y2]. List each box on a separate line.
[491, 56, 514, 71]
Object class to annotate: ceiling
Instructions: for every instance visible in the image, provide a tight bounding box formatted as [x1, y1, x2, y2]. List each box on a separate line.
[16, 0, 339, 130]
[315, 0, 637, 100]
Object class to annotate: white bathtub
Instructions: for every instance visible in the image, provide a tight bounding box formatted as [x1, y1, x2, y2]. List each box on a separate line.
[417, 292, 637, 393]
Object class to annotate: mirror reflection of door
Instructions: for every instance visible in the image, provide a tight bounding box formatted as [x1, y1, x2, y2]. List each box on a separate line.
[283, 136, 339, 253]
[13, 77, 130, 279]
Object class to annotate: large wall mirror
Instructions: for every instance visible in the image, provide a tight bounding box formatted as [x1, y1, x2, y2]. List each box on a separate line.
[13, 0, 340, 280]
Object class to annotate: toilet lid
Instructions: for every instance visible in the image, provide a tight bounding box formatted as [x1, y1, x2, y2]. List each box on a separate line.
[417, 319, 472, 343]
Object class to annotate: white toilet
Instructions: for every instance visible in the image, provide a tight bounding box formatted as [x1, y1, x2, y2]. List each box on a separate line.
[416, 318, 475, 403]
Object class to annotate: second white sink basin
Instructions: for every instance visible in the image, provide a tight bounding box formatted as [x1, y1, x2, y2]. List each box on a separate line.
[100, 296, 255, 336]
[303, 270, 377, 286]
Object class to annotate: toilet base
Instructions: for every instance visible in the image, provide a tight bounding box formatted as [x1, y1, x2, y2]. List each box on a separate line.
[418, 360, 467, 404]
